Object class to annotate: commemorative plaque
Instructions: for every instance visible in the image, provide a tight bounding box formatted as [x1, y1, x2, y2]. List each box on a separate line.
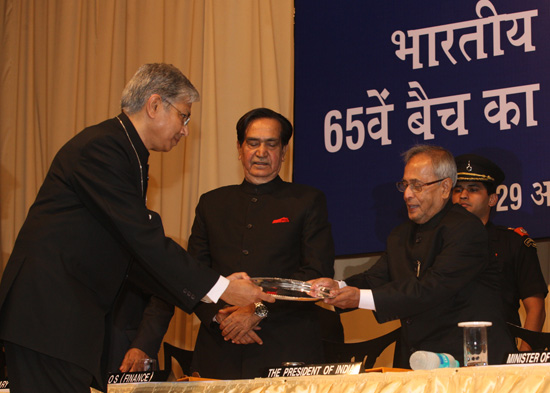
[251, 277, 333, 301]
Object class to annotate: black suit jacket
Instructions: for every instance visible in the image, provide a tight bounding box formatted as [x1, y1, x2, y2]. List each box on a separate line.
[0, 113, 219, 388]
[345, 201, 516, 367]
[189, 177, 335, 379]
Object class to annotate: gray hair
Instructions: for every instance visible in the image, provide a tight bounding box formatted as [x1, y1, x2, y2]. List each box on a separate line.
[121, 63, 199, 114]
[402, 145, 457, 186]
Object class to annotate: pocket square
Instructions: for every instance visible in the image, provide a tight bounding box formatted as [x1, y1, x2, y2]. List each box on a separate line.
[272, 217, 290, 224]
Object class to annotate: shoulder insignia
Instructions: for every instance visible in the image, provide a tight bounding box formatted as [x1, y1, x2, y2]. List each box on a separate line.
[524, 237, 537, 248]
[506, 227, 536, 248]
[508, 227, 529, 237]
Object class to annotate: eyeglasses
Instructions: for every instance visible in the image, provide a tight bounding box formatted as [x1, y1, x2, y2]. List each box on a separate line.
[165, 100, 191, 126]
[396, 178, 446, 193]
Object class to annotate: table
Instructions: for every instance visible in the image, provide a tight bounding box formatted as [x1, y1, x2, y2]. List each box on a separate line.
[103, 364, 550, 393]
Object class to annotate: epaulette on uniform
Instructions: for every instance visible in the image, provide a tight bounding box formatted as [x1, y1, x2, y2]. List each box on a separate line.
[507, 227, 537, 248]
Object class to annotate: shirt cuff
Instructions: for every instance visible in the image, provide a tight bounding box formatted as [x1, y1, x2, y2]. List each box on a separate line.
[202, 276, 229, 303]
[359, 289, 376, 311]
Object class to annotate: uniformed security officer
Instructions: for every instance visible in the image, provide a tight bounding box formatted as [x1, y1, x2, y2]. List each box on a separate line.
[452, 154, 548, 351]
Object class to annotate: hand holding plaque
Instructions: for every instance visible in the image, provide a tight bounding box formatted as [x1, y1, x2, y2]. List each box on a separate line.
[308, 277, 339, 296]
[308, 278, 361, 309]
[222, 272, 276, 306]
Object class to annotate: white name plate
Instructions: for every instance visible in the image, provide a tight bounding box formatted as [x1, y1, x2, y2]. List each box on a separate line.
[506, 351, 550, 365]
[265, 362, 362, 378]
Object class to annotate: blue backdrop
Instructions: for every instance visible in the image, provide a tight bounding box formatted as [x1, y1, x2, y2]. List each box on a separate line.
[294, 0, 550, 256]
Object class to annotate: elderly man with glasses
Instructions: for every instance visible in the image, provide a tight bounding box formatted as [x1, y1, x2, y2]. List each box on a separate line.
[0, 63, 273, 393]
[311, 144, 515, 368]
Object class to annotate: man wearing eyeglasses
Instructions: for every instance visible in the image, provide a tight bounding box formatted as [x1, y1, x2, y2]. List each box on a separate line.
[0, 63, 274, 393]
[453, 154, 547, 351]
[311, 144, 515, 368]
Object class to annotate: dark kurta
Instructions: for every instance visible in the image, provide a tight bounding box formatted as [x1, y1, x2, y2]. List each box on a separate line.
[345, 201, 516, 367]
[189, 176, 335, 379]
[486, 222, 548, 327]
[0, 113, 219, 389]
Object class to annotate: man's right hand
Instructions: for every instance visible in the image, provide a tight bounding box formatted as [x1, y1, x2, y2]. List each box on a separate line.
[216, 305, 264, 345]
[323, 286, 360, 309]
[119, 348, 150, 372]
[220, 272, 275, 306]
[308, 277, 339, 297]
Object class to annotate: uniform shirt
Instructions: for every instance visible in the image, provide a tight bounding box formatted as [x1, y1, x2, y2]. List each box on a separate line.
[487, 222, 548, 327]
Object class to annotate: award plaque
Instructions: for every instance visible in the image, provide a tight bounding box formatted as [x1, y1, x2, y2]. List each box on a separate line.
[251, 277, 333, 301]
